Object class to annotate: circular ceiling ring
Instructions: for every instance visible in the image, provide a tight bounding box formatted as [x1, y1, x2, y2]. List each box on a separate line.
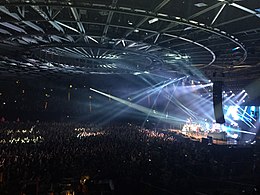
[0, 2, 248, 73]
[3, 29, 215, 70]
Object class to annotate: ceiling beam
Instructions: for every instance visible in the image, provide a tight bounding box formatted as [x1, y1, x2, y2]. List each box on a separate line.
[211, 3, 226, 25]
[31, 5, 64, 33]
[124, 0, 171, 38]
[101, 0, 118, 42]
[214, 15, 254, 29]
[124, 17, 149, 37]
[153, 0, 171, 12]
[189, 2, 223, 19]
[51, 7, 63, 20]
[70, 7, 85, 34]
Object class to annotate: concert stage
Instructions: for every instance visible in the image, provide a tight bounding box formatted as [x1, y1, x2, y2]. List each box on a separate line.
[177, 130, 252, 146]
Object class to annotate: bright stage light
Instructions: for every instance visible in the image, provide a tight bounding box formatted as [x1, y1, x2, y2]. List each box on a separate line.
[232, 46, 240, 51]
[225, 102, 257, 129]
[227, 128, 256, 135]
[133, 72, 141, 75]
[89, 87, 186, 123]
[148, 18, 159, 24]
[237, 93, 248, 105]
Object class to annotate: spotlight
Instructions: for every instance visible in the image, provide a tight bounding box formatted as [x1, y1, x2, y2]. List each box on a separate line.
[148, 18, 159, 24]
[133, 72, 141, 75]
[127, 20, 133, 25]
[122, 39, 125, 47]
[232, 46, 240, 51]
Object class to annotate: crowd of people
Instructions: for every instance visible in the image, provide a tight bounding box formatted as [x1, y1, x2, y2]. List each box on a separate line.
[0, 121, 259, 195]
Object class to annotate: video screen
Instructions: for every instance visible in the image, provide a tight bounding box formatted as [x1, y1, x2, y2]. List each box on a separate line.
[224, 105, 259, 130]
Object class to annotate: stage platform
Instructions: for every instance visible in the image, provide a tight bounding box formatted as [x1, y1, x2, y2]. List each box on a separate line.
[172, 129, 253, 146]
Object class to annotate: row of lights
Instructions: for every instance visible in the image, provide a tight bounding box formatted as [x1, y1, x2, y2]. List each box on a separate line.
[223, 90, 248, 95]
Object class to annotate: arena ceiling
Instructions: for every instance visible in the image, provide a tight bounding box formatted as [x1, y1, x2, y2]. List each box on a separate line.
[0, 0, 260, 87]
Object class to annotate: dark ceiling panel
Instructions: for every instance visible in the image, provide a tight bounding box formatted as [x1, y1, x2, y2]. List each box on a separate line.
[117, 0, 161, 11]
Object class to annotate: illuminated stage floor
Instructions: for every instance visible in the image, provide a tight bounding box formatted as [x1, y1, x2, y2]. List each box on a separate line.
[177, 130, 253, 146]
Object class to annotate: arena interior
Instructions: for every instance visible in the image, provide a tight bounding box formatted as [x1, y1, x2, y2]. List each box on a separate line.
[0, 0, 260, 194]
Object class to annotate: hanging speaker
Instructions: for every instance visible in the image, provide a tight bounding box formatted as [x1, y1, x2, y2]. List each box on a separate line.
[213, 81, 225, 124]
